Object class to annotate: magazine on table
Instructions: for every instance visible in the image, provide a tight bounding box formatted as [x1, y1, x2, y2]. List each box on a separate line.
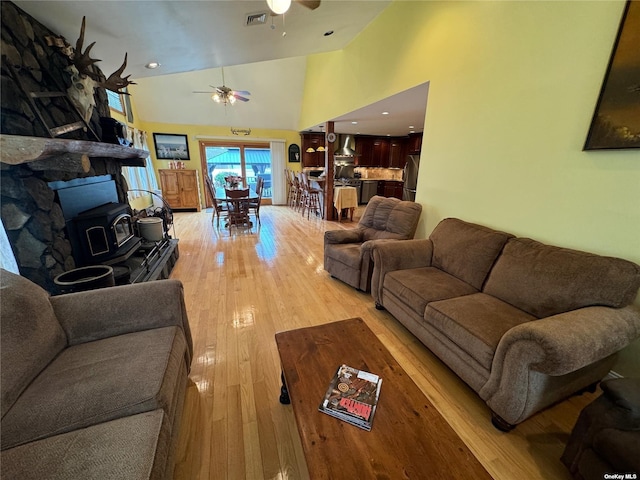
[318, 364, 382, 431]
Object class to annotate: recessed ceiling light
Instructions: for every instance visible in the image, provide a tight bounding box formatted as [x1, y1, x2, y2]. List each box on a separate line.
[145, 62, 160, 69]
[324, 30, 334, 36]
[382, 111, 389, 115]
[409, 125, 415, 129]
[351, 121, 358, 125]
[409, 130, 416, 134]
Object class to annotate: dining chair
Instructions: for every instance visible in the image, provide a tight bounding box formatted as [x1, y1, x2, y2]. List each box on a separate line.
[249, 177, 264, 225]
[225, 187, 251, 228]
[205, 175, 228, 227]
[258, 173, 271, 197]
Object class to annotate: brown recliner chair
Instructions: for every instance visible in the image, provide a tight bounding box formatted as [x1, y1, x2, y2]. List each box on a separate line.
[324, 195, 422, 291]
[561, 377, 640, 480]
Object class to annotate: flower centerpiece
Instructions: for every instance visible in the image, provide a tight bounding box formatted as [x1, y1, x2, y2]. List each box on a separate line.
[225, 175, 242, 188]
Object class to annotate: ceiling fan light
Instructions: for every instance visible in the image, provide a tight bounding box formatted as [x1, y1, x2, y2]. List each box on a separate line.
[212, 93, 221, 103]
[229, 94, 237, 104]
[266, 0, 291, 15]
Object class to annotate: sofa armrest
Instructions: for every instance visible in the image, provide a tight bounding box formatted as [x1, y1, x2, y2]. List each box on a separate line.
[370, 238, 433, 305]
[495, 306, 640, 377]
[324, 229, 364, 245]
[480, 305, 640, 423]
[51, 279, 193, 359]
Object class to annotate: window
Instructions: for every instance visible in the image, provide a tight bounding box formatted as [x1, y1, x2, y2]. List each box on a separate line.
[123, 129, 159, 201]
[106, 90, 125, 115]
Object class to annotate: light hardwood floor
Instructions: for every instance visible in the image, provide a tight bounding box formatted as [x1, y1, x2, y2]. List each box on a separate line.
[170, 205, 597, 480]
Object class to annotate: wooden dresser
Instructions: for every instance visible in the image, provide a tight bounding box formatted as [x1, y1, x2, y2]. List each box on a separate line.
[159, 169, 201, 211]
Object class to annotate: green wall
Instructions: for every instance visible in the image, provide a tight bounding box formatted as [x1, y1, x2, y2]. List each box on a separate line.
[300, 1, 640, 375]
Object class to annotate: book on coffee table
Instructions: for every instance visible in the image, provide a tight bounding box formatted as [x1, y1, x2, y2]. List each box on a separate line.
[318, 364, 382, 431]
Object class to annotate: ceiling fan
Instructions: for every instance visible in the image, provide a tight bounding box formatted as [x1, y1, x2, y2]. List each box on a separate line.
[193, 68, 250, 106]
[266, 0, 320, 15]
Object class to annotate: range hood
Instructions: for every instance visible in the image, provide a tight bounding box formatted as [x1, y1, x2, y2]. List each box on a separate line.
[334, 135, 358, 157]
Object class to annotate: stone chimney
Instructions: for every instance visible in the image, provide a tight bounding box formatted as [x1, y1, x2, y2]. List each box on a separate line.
[0, 2, 138, 292]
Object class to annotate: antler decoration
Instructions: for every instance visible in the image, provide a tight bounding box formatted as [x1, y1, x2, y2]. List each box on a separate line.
[72, 17, 101, 80]
[98, 53, 137, 94]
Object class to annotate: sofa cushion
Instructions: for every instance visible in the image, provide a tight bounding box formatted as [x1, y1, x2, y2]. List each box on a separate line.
[324, 242, 365, 289]
[384, 267, 478, 317]
[426, 293, 536, 370]
[429, 218, 513, 290]
[359, 196, 422, 241]
[1, 326, 187, 449]
[325, 242, 364, 268]
[0, 410, 166, 480]
[0, 270, 66, 418]
[484, 238, 640, 318]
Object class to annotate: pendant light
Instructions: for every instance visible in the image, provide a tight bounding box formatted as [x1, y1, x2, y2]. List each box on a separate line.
[266, 0, 291, 15]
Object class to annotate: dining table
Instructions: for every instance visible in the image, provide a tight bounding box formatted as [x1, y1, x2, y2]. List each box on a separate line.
[214, 186, 258, 228]
[333, 186, 358, 222]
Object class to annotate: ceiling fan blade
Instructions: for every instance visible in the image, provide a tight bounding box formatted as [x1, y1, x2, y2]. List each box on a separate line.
[233, 90, 251, 96]
[296, 0, 321, 10]
[233, 95, 250, 102]
[193, 90, 215, 94]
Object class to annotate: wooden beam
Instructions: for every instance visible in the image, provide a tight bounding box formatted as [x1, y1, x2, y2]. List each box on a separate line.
[0, 134, 149, 166]
[28, 153, 90, 173]
[324, 121, 335, 220]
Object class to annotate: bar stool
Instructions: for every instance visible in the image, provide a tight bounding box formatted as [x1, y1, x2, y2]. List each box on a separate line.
[300, 172, 321, 219]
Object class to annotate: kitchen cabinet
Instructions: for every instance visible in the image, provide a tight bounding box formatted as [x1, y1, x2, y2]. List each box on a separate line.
[355, 136, 374, 166]
[407, 133, 422, 154]
[371, 138, 390, 167]
[389, 138, 408, 168]
[159, 169, 201, 211]
[355, 135, 408, 168]
[377, 180, 404, 200]
[301, 133, 326, 167]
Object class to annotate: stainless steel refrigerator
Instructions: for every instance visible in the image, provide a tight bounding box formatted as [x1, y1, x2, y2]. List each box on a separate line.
[402, 154, 420, 201]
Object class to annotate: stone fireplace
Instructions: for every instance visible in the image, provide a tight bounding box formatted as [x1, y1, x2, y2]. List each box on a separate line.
[0, 2, 156, 292]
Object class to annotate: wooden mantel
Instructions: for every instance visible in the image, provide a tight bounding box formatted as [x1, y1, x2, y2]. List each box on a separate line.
[0, 134, 149, 172]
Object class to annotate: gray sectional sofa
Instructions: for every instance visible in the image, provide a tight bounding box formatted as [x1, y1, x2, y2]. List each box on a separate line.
[0, 269, 193, 479]
[371, 218, 640, 429]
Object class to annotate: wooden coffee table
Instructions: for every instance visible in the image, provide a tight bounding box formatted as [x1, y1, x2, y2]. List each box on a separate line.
[275, 318, 493, 480]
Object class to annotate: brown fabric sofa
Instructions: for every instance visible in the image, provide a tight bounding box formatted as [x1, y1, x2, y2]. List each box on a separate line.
[371, 218, 640, 429]
[324, 195, 422, 291]
[0, 269, 193, 479]
[561, 377, 640, 480]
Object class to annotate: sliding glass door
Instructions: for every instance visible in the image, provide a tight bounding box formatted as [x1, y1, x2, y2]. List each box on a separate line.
[199, 141, 272, 206]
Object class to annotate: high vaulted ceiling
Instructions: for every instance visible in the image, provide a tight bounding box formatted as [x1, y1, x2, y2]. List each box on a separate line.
[13, 0, 428, 136]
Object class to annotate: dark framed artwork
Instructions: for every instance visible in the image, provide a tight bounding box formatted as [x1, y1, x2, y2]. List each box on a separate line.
[153, 133, 190, 160]
[584, 0, 640, 150]
[289, 143, 301, 163]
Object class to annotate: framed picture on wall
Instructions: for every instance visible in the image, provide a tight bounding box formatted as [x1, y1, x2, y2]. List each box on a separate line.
[289, 143, 301, 162]
[153, 133, 190, 160]
[584, 0, 640, 150]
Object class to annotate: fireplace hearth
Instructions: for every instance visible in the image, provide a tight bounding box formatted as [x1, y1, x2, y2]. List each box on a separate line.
[0, 3, 178, 292]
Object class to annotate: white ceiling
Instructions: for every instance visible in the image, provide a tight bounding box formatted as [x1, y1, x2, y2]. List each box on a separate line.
[13, 0, 428, 136]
